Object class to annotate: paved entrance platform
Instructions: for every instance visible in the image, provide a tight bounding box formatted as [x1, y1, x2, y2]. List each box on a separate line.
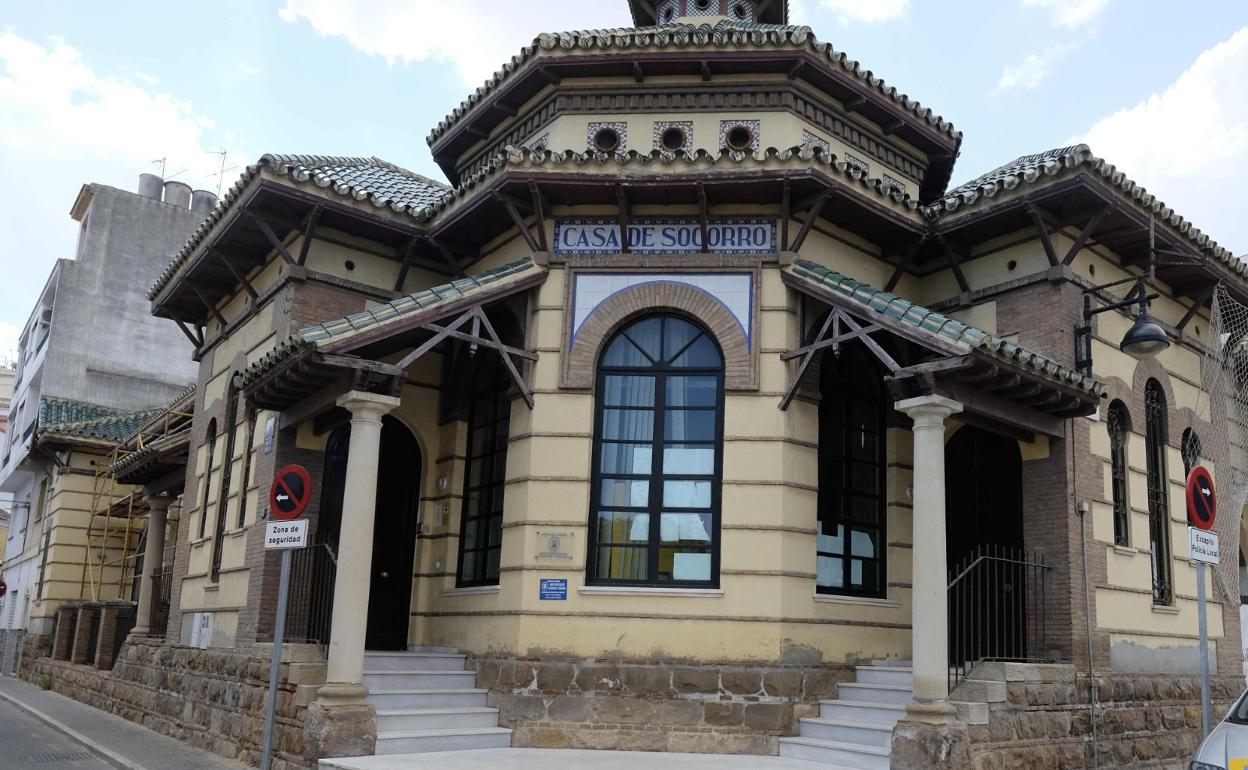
[321, 748, 825, 769]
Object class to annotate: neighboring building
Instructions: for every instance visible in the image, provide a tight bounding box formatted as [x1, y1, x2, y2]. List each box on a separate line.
[0, 176, 213, 665]
[16, 3, 1248, 769]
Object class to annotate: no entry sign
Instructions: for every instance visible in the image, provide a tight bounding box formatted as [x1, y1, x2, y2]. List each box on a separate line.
[0, 580, 7, 599]
[270, 464, 312, 521]
[1186, 465, 1217, 531]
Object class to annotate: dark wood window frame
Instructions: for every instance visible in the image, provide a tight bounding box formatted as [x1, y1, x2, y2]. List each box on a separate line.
[586, 314, 725, 588]
[816, 343, 888, 598]
[456, 355, 512, 587]
[211, 379, 241, 583]
[197, 418, 217, 539]
[1144, 379, 1173, 605]
[1107, 400, 1132, 548]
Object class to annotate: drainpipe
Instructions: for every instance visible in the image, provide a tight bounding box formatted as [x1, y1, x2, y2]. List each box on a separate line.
[1070, 417, 1098, 769]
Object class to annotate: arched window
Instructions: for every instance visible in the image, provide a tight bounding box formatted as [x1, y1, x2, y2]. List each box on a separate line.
[211, 379, 241, 582]
[1144, 379, 1172, 604]
[1107, 400, 1132, 547]
[818, 343, 887, 597]
[197, 419, 217, 539]
[1181, 428, 1202, 477]
[457, 353, 513, 587]
[587, 314, 724, 586]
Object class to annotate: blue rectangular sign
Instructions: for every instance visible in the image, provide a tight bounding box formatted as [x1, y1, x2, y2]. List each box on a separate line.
[553, 217, 776, 255]
[539, 578, 568, 600]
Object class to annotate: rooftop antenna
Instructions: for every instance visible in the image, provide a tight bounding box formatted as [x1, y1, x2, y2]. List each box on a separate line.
[206, 149, 239, 198]
[150, 157, 167, 179]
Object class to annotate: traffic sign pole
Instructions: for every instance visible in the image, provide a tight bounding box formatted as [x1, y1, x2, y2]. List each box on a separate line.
[1197, 559, 1210, 738]
[260, 547, 292, 770]
[1185, 465, 1218, 740]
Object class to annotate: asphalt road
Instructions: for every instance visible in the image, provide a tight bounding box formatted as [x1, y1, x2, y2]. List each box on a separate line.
[0, 698, 112, 770]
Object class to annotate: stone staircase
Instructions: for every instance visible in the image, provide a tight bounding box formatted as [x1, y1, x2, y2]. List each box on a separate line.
[363, 647, 512, 755]
[777, 660, 912, 768]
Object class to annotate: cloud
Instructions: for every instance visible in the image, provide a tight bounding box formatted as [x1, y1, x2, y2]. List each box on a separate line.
[277, 0, 632, 87]
[814, 0, 909, 23]
[0, 31, 246, 346]
[994, 42, 1076, 93]
[1022, 0, 1110, 27]
[1082, 27, 1248, 254]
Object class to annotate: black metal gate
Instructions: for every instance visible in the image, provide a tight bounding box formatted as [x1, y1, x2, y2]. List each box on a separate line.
[284, 543, 337, 656]
[948, 545, 1053, 691]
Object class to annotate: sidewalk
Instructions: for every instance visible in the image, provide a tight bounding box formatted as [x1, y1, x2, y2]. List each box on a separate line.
[0, 675, 245, 770]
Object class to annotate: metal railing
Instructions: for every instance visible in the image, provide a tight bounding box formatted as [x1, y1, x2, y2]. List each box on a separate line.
[150, 569, 173, 637]
[948, 545, 1053, 692]
[283, 544, 337, 656]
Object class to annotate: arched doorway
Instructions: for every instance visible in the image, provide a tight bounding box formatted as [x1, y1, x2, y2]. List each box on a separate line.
[945, 426, 1026, 670]
[315, 416, 422, 651]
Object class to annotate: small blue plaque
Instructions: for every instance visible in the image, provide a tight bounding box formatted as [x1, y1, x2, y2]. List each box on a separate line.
[539, 578, 568, 600]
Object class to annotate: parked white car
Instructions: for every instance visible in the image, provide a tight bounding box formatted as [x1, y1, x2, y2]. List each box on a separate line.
[1191, 689, 1248, 769]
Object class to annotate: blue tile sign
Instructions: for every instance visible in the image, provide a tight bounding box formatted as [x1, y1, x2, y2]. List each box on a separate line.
[539, 578, 568, 600]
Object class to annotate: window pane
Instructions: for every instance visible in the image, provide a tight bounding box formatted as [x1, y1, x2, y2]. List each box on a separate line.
[486, 548, 501, 579]
[601, 443, 653, 475]
[466, 491, 483, 516]
[603, 375, 656, 407]
[596, 511, 650, 544]
[850, 528, 876, 558]
[662, 317, 702, 362]
[468, 457, 485, 488]
[600, 479, 649, 507]
[664, 409, 715, 441]
[663, 445, 714, 474]
[851, 461, 879, 494]
[626, 317, 663, 361]
[660, 512, 711, 543]
[666, 376, 718, 407]
[488, 516, 502, 548]
[596, 546, 648, 580]
[460, 550, 476, 580]
[817, 521, 844, 555]
[817, 556, 843, 588]
[669, 334, 721, 368]
[850, 494, 879, 524]
[602, 335, 651, 367]
[659, 547, 712, 581]
[463, 517, 479, 549]
[662, 480, 712, 508]
[851, 559, 878, 590]
[852, 429, 879, 461]
[602, 409, 654, 441]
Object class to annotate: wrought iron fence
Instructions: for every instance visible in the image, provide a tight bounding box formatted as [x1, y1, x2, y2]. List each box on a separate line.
[150, 569, 173, 637]
[283, 543, 337, 656]
[948, 545, 1053, 692]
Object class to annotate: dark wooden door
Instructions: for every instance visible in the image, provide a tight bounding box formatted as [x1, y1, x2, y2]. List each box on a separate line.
[364, 418, 422, 650]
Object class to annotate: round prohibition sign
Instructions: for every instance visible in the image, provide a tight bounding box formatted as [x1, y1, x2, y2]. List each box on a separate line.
[270, 464, 312, 521]
[1186, 465, 1217, 531]
[0, 580, 7, 600]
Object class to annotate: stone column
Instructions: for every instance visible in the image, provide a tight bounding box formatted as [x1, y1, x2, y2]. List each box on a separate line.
[891, 395, 972, 770]
[306, 391, 398, 761]
[131, 494, 171, 637]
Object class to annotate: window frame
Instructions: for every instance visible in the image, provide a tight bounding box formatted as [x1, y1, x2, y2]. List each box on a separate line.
[1144, 379, 1173, 605]
[816, 343, 888, 599]
[455, 354, 513, 588]
[586, 314, 725, 588]
[1107, 400, 1132, 548]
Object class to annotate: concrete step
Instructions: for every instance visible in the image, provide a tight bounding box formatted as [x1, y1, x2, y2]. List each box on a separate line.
[837, 682, 913, 706]
[375, 707, 501, 733]
[778, 736, 890, 769]
[366, 689, 491, 710]
[797, 716, 893, 747]
[363, 651, 467, 671]
[819, 699, 907, 725]
[854, 665, 913, 687]
[953, 700, 990, 726]
[407, 645, 460, 654]
[362, 670, 479, 690]
[374, 727, 513, 755]
[870, 659, 912, 668]
[952, 677, 1007, 703]
[967, 661, 1075, 682]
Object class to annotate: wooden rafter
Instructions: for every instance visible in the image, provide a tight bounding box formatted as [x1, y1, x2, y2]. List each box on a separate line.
[1177, 283, 1217, 332]
[247, 212, 296, 265]
[884, 236, 926, 293]
[186, 280, 227, 327]
[494, 192, 540, 253]
[696, 182, 710, 254]
[1026, 202, 1059, 267]
[1061, 206, 1112, 266]
[212, 249, 257, 301]
[296, 206, 323, 266]
[937, 235, 970, 293]
[616, 184, 631, 255]
[791, 193, 829, 253]
[528, 182, 549, 251]
[174, 320, 203, 348]
[780, 179, 791, 251]
[779, 307, 900, 411]
[393, 238, 417, 293]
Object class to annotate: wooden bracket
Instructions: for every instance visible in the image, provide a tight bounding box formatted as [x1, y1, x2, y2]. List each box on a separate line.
[790, 193, 829, 253]
[297, 205, 322, 266]
[246, 211, 296, 265]
[779, 307, 899, 411]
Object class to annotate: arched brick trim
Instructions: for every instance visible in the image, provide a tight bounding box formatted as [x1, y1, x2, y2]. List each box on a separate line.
[562, 281, 756, 390]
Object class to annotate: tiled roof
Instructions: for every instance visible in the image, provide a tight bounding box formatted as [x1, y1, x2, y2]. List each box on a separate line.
[427, 20, 959, 147]
[148, 154, 451, 301]
[787, 258, 1106, 397]
[37, 397, 165, 444]
[109, 427, 192, 476]
[420, 143, 920, 222]
[240, 256, 544, 389]
[925, 144, 1245, 278]
[116, 384, 196, 445]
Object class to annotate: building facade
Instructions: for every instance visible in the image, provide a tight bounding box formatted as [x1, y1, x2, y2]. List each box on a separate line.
[17, 3, 1248, 769]
[0, 176, 213, 661]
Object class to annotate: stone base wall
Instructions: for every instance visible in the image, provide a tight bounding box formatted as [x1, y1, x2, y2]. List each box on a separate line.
[21, 637, 323, 770]
[970, 672, 1242, 769]
[471, 655, 851, 754]
[0, 628, 24, 675]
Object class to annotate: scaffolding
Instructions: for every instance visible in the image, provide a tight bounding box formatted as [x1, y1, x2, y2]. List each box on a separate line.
[78, 392, 194, 603]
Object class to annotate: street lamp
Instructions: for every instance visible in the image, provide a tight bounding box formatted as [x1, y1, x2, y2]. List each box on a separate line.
[1075, 279, 1169, 377]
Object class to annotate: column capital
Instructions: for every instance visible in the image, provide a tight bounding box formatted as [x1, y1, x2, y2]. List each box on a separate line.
[142, 492, 173, 511]
[336, 391, 400, 421]
[895, 394, 962, 425]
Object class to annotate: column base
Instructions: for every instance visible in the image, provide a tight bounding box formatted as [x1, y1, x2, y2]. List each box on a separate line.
[905, 700, 960, 725]
[891, 715, 972, 770]
[316, 681, 370, 705]
[304, 702, 377, 761]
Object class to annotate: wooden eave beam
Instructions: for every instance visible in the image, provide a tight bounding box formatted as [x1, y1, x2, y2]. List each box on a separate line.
[882, 120, 905, 136]
[186, 280, 228, 328]
[787, 61, 805, 80]
[296, 206, 323, 266]
[843, 95, 867, 113]
[633, 62, 645, 83]
[616, 184, 632, 254]
[1061, 206, 1113, 266]
[936, 235, 971, 293]
[697, 182, 710, 254]
[212, 249, 258, 301]
[1026, 201, 1059, 267]
[1176, 284, 1216, 332]
[393, 238, 418, 293]
[791, 193, 830, 253]
[884, 236, 925, 293]
[700, 61, 712, 81]
[781, 179, 791, 251]
[528, 181, 549, 251]
[493, 192, 541, 253]
[174, 320, 203, 349]
[246, 211, 296, 265]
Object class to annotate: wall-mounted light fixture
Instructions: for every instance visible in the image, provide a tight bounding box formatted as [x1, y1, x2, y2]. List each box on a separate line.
[1075, 279, 1168, 377]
